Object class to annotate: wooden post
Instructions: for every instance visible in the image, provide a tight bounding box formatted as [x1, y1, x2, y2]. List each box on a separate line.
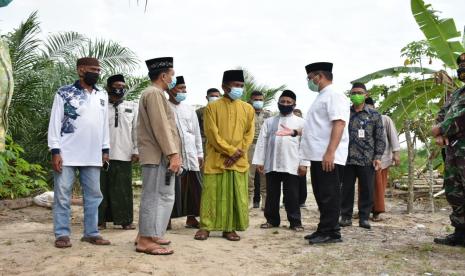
[405, 120, 415, 213]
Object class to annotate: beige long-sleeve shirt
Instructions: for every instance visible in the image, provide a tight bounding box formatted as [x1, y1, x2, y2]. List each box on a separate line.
[380, 115, 400, 169]
[137, 85, 181, 165]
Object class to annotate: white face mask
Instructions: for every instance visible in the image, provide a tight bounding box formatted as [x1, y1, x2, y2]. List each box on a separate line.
[208, 96, 219, 102]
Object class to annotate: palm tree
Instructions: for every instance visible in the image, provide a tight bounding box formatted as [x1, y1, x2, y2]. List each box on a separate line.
[4, 11, 140, 167]
[241, 68, 286, 108]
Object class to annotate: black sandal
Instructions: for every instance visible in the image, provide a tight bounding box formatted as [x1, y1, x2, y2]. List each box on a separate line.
[260, 222, 278, 229]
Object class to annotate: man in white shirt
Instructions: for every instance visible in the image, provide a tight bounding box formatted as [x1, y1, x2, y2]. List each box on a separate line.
[253, 90, 307, 231]
[48, 57, 111, 248]
[98, 74, 138, 230]
[168, 76, 204, 228]
[299, 62, 350, 244]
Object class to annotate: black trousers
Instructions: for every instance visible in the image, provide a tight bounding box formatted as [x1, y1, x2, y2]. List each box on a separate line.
[311, 161, 344, 238]
[299, 175, 307, 205]
[265, 171, 302, 227]
[341, 165, 375, 220]
[253, 171, 261, 203]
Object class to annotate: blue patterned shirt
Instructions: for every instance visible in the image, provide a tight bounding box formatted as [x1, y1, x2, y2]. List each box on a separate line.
[346, 105, 385, 166]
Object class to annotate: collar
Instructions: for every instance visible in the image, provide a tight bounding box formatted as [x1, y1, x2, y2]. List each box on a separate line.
[318, 84, 333, 95]
[73, 80, 100, 92]
[351, 104, 371, 114]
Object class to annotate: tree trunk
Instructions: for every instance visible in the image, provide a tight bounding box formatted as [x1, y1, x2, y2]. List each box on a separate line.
[0, 38, 14, 152]
[427, 151, 435, 213]
[405, 120, 415, 213]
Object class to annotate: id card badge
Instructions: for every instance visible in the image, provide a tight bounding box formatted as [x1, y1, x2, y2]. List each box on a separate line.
[358, 129, 365, 139]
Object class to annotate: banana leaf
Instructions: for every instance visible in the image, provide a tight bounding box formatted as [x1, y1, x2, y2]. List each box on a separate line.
[411, 0, 465, 69]
[351, 66, 436, 84]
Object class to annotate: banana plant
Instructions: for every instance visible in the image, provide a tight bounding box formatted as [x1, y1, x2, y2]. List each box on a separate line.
[411, 0, 465, 69]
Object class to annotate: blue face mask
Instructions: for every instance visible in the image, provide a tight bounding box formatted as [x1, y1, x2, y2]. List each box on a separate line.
[252, 100, 264, 110]
[167, 74, 177, 90]
[175, 92, 187, 102]
[208, 96, 219, 102]
[229, 87, 244, 100]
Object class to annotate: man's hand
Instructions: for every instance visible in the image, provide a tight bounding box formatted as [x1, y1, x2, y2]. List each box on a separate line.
[373, 159, 381, 171]
[392, 152, 400, 166]
[102, 153, 110, 163]
[322, 151, 335, 172]
[276, 124, 293, 136]
[224, 149, 244, 167]
[168, 153, 182, 173]
[431, 125, 442, 137]
[435, 136, 449, 146]
[52, 154, 63, 173]
[131, 154, 139, 163]
[256, 165, 265, 175]
[298, 166, 307, 176]
[198, 157, 204, 169]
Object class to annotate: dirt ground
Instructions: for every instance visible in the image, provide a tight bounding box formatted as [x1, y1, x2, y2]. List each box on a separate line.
[1, 186, 465, 276]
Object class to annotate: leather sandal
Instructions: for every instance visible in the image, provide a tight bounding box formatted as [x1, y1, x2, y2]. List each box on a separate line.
[194, 229, 210, 240]
[55, 236, 72, 248]
[222, 231, 240, 241]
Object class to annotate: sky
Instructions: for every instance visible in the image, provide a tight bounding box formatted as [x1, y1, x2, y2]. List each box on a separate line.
[1, 0, 464, 113]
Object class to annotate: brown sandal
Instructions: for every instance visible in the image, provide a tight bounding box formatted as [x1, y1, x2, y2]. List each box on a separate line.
[222, 231, 240, 241]
[55, 236, 72, 248]
[136, 244, 174, 255]
[80, 235, 111, 245]
[194, 229, 210, 240]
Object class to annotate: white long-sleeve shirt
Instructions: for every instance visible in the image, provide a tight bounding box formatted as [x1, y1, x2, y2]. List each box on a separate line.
[169, 101, 203, 171]
[47, 81, 110, 166]
[299, 84, 350, 166]
[252, 113, 309, 175]
[108, 100, 138, 161]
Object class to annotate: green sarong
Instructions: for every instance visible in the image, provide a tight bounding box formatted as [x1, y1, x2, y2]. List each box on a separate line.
[199, 171, 249, 231]
[98, 160, 133, 226]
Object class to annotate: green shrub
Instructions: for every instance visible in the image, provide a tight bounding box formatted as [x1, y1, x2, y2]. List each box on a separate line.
[0, 135, 48, 199]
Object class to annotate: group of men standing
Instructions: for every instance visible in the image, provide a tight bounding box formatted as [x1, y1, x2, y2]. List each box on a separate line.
[46, 52, 465, 254]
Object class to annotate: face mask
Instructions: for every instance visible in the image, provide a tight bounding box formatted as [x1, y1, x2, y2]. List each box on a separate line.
[175, 92, 187, 102]
[307, 78, 319, 92]
[208, 96, 219, 102]
[252, 100, 264, 110]
[457, 67, 465, 82]
[350, 94, 366, 105]
[164, 74, 177, 90]
[83, 72, 99, 86]
[278, 103, 294, 115]
[229, 87, 243, 100]
[109, 88, 126, 97]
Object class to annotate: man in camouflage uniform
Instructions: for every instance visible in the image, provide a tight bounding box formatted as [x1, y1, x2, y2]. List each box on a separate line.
[248, 91, 272, 209]
[196, 88, 221, 152]
[433, 53, 465, 246]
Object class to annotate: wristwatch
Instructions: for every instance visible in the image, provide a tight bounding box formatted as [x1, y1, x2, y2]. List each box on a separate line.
[291, 129, 298, 137]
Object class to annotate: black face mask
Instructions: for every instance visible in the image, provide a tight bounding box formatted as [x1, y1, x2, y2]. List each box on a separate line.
[278, 103, 295, 115]
[457, 67, 465, 82]
[83, 71, 99, 86]
[109, 88, 127, 97]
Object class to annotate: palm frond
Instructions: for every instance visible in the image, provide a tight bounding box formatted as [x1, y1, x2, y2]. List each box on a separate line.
[43, 31, 87, 61]
[6, 11, 42, 75]
[79, 39, 139, 74]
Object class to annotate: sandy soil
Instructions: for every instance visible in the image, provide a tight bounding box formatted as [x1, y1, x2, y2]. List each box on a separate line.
[1, 187, 465, 276]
